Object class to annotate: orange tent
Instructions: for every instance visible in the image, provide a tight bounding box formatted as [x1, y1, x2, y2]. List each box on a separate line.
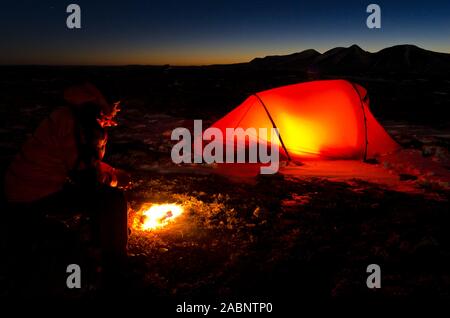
[210, 79, 399, 162]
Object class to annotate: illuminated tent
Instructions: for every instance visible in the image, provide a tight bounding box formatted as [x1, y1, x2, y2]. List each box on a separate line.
[210, 79, 399, 162]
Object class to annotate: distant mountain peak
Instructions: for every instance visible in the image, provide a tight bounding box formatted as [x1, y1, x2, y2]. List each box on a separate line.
[348, 44, 363, 50]
[297, 48, 321, 55]
[250, 49, 320, 63]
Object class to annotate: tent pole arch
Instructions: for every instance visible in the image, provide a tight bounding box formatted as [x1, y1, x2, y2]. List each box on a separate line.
[349, 82, 369, 161]
[253, 93, 292, 162]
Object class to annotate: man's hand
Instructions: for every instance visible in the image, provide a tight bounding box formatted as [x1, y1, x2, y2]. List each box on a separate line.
[98, 170, 117, 187]
[115, 168, 132, 189]
[97, 162, 131, 188]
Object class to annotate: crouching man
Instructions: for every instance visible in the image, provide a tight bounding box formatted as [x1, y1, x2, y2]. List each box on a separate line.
[4, 82, 131, 272]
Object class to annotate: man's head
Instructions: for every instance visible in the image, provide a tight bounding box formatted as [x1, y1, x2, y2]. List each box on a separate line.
[64, 82, 121, 127]
[75, 101, 108, 161]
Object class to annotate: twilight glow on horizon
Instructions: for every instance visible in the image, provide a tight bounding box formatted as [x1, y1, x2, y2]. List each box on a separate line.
[0, 0, 449, 65]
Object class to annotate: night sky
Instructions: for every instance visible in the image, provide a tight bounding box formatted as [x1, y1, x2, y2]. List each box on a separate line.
[0, 0, 449, 65]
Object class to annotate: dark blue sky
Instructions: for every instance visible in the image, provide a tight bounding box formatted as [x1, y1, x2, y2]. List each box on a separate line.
[0, 0, 449, 65]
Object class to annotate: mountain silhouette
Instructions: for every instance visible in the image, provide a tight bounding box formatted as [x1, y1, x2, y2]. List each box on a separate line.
[247, 44, 450, 75]
[249, 49, 321, 70]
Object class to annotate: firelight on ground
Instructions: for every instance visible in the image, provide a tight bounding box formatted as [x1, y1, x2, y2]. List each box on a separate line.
[135, 203, 184, 230]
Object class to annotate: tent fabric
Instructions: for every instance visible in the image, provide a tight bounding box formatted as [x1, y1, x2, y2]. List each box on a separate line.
[209, 79, 399, 161]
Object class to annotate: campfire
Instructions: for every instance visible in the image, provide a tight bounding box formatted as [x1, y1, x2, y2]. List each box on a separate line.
[133, 203, 184, 230]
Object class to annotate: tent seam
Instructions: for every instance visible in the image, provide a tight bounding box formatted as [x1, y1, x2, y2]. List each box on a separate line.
[349, 81, 369, 161]
[253, 93, 292, 162]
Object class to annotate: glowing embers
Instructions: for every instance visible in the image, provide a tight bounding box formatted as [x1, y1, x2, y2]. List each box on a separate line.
[133, 203, 184, 230]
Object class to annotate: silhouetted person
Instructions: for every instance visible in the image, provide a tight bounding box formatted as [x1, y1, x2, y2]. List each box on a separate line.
[4, 83, 131, 275]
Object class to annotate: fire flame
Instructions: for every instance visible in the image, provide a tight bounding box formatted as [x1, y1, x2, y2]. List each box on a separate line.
[136, 203, 184, 230]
